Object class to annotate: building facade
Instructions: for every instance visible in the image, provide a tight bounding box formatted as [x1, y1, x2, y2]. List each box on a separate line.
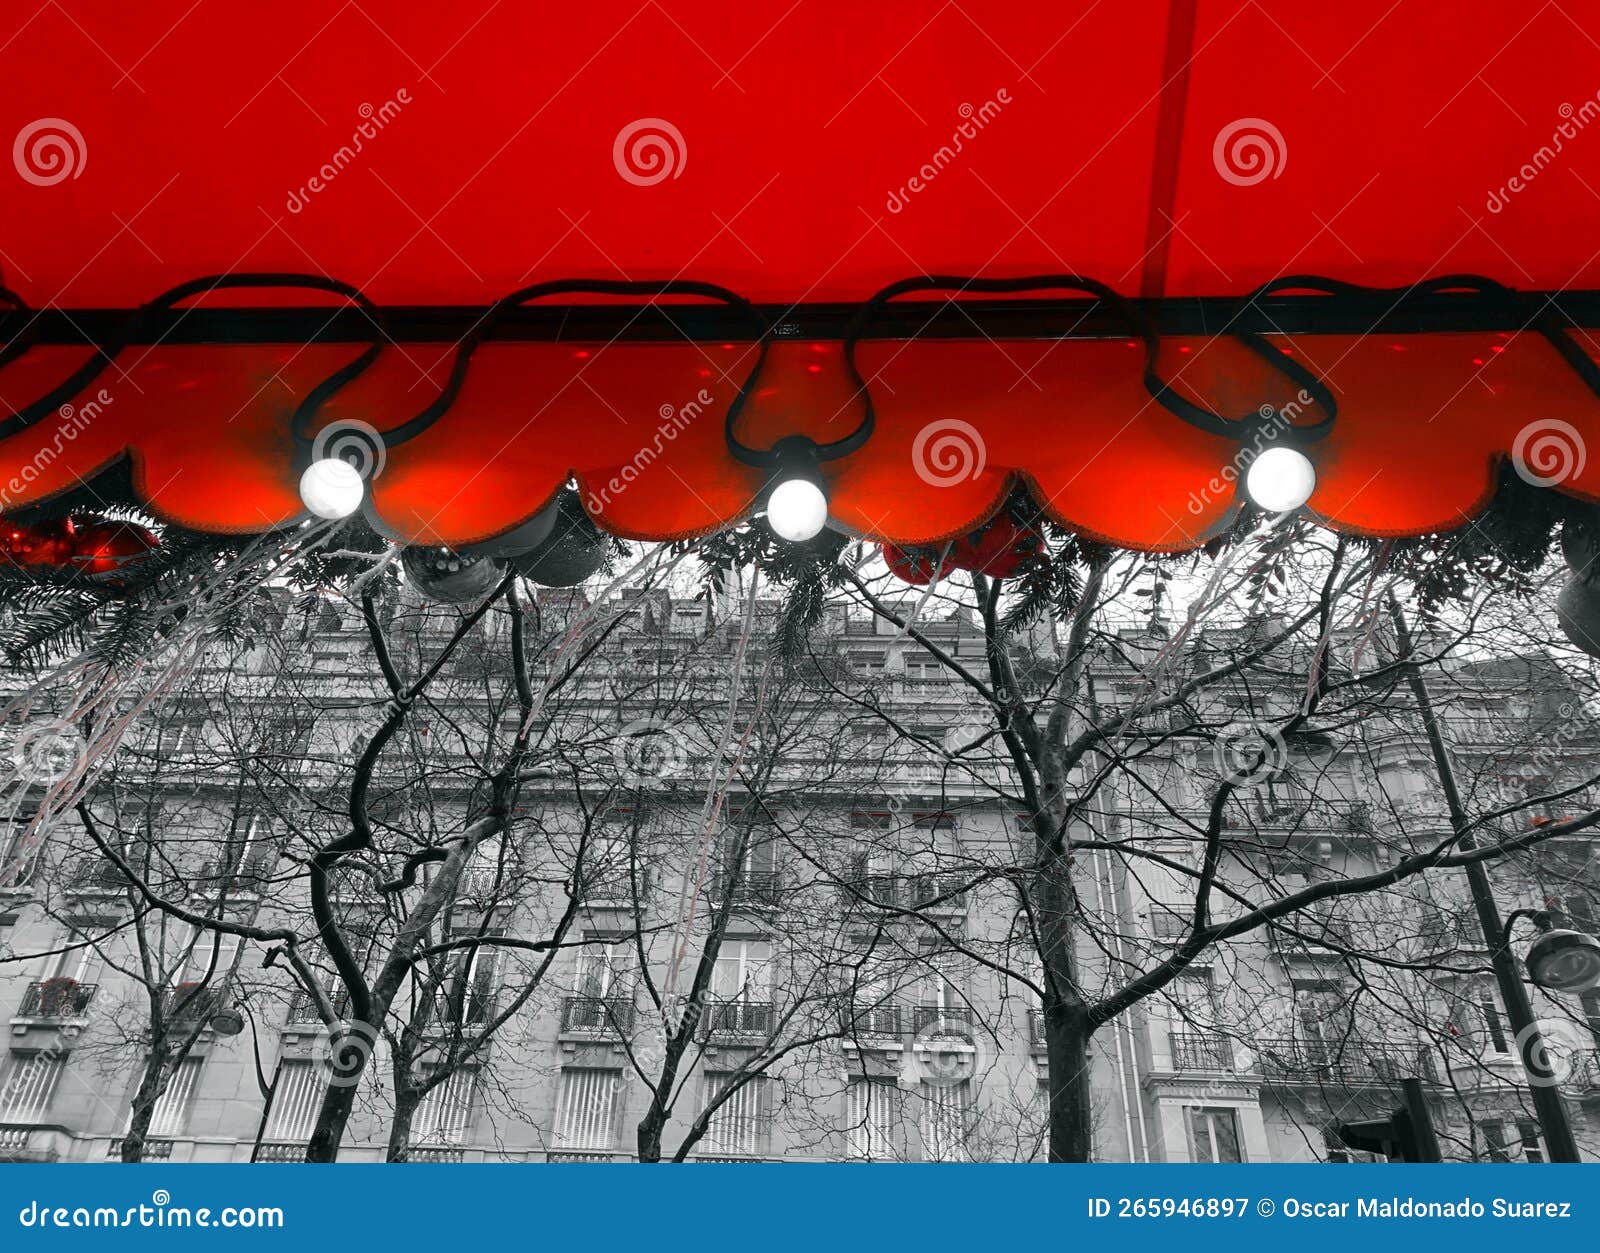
[1, 588, 1597, 1163]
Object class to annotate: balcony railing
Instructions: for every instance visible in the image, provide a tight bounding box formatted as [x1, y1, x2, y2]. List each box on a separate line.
[911, 1005, 975, 1036]
[106, 1138, 174, 1160]
[401, 1145, 465, 1162]
[844, 874, 969, 912]
[162, 983, 225, 1024]
[286, 987, 351, 1026]
[701, 999, 773, 1039]
[18, 979, 97, 1019]
[560, 995, 635, 1037]
[1028, 1007, 1046, 1047]
[721, 869, 784, 907]
[66, 858, 127, 895]
[254, 1142, 309, 1162]
[842, 1003, 906, 1039]
[1169, 1031, 1236, 1071]
[1255, 1038, 1440, 1087]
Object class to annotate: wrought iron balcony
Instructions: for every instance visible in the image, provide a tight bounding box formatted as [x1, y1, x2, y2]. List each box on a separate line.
[66, 858, 126, 895]
[911, 1005, 975, 1036]
[700, 998, 773, 1039]
[1168, 1031, 1237, 1072]
[721, 869, 784, 907]
[1254, 1038, 1440, 1087]
[162, 983, 225, 1023]
[560, 995, 635, 1037]
[285, 987, 351, 1026]
[842, 1003, 906, 1039]
[18, 979, 97, 1019]
[843, 873, 968, 912]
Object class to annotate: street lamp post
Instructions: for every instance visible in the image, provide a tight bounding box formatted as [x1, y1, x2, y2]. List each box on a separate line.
[1387, 598, 1583, 1163]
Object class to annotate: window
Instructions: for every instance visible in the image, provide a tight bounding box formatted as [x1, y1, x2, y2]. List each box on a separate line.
[1480, 1117, 1545, 1163]
[918, 1079, 975, 1162]
[1293, 981, 1350, 1056]
[1, 823, 34, 888]
[701, 1072, 771, 1157]
[1477, 992, 1510, 1053]
[1582, 990, 1600, 1049]
[553, 1068, 623, 1150]
[844, 1077, 905, 1161]
[1186, 1106, 1244, 1162]
[412, 1069, 476, 1146]
[713, 940, 771, 1002]
[574, 940, 632, 1000]
[262, 1059, 321, 1143]
[135, 1057, 202, 1138]
[848, 651, 886, 675]
[0, 1053, 64, 1124]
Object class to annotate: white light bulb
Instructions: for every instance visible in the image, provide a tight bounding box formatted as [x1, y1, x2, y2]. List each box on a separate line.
[1245, 446, 1316, 513]
[299, 457, 366, 520]
[766, 477, 828, 542]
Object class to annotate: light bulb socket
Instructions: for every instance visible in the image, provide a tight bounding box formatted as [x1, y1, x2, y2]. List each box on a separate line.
[762, 436, 829, 505]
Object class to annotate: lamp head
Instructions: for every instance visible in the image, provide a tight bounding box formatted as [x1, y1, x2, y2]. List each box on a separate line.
[1526, 927, 1600, 992]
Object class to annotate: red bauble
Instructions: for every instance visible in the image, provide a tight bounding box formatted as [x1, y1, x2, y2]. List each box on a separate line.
[0, 515, 157, 581]
[62, 517, 159, 579]
[883, 515, 1042, 585]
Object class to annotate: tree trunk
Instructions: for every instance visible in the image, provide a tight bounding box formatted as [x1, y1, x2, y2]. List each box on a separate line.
[1043, 1000, 1094, 1162]
[386, 1085, 419, 1162]
[120, 1049, 168, 1163]
[305, 1021, 377, 1163]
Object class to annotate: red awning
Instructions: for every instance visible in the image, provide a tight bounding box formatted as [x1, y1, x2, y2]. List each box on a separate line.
[3, 2, 1599, 549]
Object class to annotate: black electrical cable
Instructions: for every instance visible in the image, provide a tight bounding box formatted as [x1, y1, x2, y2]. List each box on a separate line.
[365, 279, 772, 456]
[0, 286, 37, 373]
[844, 273, 1337, 450]
[1235, 273, 1600, 402]
[0, 274, 384, 444]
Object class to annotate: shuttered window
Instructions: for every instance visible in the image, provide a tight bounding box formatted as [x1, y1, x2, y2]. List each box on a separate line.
[263, 1059, 322, 1142]
[140, 1057, 203, 1137]
[701, 1072, 770, 1157]
[919, 1079, 974, 1162]
[553, 1068, 622, 1150]
[844, 1077, 904, 1161]
[0, 1052, 64, 1123]
[412, 1068, 475, 1145]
